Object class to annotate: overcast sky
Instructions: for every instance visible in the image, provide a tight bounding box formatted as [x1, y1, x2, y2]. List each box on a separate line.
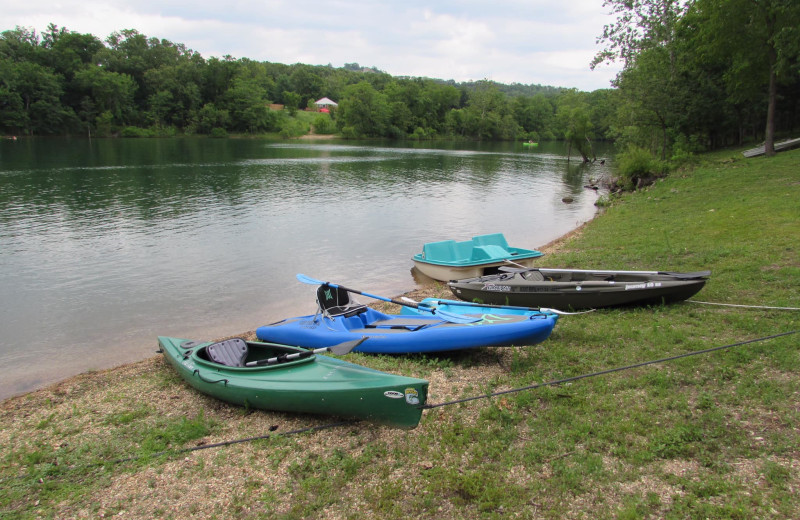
[2, 0, 622, 92]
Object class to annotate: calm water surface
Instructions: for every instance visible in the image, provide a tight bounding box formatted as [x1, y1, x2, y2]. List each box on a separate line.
[0, 137, 611, 399]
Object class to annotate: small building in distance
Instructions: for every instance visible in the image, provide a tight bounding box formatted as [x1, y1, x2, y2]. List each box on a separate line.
[314, 97, 338, 112]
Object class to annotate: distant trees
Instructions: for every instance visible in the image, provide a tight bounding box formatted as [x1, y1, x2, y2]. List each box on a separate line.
[0, 24, 592, 141]
[594, 0, 800, 159]
[2, 11, 798, 155]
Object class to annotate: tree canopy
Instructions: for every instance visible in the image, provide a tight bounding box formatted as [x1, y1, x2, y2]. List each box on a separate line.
[2, 13, 798, 160]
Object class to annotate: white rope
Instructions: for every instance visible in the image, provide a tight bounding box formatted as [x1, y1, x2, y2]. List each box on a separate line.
[687, 300, 800, 311]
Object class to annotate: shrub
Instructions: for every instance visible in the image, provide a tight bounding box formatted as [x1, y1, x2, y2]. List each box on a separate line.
[614, 146, 670, 190]
[120, 126, 156, 138]
[312, 114, 335, 134]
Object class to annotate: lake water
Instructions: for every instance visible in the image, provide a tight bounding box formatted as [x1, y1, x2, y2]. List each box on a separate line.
[0, 137, 611, 399]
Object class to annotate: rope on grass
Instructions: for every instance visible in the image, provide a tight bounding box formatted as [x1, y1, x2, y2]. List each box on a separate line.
[422, 329, 800, 410]
[687, 300, 800, 311]
[0, 420, 356, 484]
[10, 330, 798, 483]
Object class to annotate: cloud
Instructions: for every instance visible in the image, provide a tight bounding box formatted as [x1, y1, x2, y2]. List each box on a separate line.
[1, 0, 621, 90]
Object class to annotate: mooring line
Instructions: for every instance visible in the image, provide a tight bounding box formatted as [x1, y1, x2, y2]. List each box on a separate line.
[1, 420, 356, 484]
[109, 420, 354, 465]
[423, 329, 800, 410]
[687, 300, 800, 311]
[9, 330, 798, 483]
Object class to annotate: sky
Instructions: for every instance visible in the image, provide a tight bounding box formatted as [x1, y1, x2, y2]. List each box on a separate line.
[2, 0, 622, 92]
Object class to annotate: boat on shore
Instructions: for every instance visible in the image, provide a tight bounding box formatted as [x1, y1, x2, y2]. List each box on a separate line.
[255, 279, 557, 354]
[742, 137, 800, 158]
[448, 267, 710, 310]
[158, 336, 428, 428]
[412, 233, 544, 282]
[255, 307, 557, 354]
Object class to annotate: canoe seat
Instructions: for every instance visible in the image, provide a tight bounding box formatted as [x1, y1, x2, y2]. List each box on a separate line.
[206, 338, 249, 367]
[317, 284, 367, 318]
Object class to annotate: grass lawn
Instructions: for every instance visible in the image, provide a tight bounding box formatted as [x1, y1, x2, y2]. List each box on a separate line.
[1, 147, 798, 519]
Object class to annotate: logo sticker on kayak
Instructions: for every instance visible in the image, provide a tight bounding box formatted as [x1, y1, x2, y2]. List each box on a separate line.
[625, 282, 662, 291]
[405, 387, 420, 405]
[483, 284, 511, 292]
[384, 391, 404, 399]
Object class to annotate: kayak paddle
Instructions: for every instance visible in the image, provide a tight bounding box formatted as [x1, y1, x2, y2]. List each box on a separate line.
[296, 274, 481, 324]
[245, 337, 366, 366]
[400, 297, 594, 316]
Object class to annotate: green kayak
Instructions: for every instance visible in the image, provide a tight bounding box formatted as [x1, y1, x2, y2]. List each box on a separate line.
[158, 336, 428, 429]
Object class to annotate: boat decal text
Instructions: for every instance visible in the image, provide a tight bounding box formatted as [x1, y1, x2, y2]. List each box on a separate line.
[482, 284, 511, 292]
[405, 388, 420, 405]
[625, 282, 662, 291]
[384, 391, 404, 399]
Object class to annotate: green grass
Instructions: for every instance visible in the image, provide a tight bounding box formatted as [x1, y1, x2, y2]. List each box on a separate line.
[1, 148, 798, 519]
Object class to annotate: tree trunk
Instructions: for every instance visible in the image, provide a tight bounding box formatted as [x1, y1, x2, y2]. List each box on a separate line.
[765, 64, 777, 157]
[764, 9, 778, 157]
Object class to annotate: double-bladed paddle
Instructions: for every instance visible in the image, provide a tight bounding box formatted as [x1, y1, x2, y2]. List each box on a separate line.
[245, 337, 366, 367]
[296, 274, 481, 324]
[400, 297, 594, 315]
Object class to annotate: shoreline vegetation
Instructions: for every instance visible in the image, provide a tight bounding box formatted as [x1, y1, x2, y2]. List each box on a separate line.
[2, 148, 798, 518]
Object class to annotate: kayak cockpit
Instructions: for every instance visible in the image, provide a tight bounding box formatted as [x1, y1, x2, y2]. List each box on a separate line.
[192, 339, 315, 370]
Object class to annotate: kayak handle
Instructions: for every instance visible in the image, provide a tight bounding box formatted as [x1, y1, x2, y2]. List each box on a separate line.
[193, 370, 229, 386]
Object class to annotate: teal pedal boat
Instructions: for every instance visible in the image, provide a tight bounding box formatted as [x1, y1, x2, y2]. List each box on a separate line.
[412, 233, 544, 282]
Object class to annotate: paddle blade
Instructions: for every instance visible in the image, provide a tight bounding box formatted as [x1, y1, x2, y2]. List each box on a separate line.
[327, 337, 367, 355]
[297, 273, 327, 286]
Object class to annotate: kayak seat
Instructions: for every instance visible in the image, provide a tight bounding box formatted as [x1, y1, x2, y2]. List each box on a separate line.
[206, 338, 249, 367]
[522, 270, 545, 281]
[317, 284, 368, 318]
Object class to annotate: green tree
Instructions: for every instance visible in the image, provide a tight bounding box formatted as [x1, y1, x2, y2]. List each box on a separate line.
[688, 0, 800, 155]
[221, 77, 275, 133]
[462, 80, 517, 140]
[613, 46, 683, 159]
[337, 81, 388, 137]
[557, 90, 595, 162]
[73, 66, 137, 129]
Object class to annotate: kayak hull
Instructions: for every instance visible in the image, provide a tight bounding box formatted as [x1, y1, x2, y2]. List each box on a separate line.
[158, 336, 428, 428]
[448, 268, 710, 310]
[255, 307, 556, 354]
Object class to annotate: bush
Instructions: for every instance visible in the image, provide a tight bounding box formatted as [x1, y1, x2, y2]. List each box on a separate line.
[614, 146, 670, 190]
[120, 126, 156, 138]
[617, 146, 658, 177]
[210, 127, 228, 138]
[312, 114, 335, 134]
[278, 118, 308, 138]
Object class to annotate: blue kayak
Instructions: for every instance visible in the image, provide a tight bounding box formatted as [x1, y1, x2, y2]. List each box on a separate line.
[256, 306, 557, 354]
